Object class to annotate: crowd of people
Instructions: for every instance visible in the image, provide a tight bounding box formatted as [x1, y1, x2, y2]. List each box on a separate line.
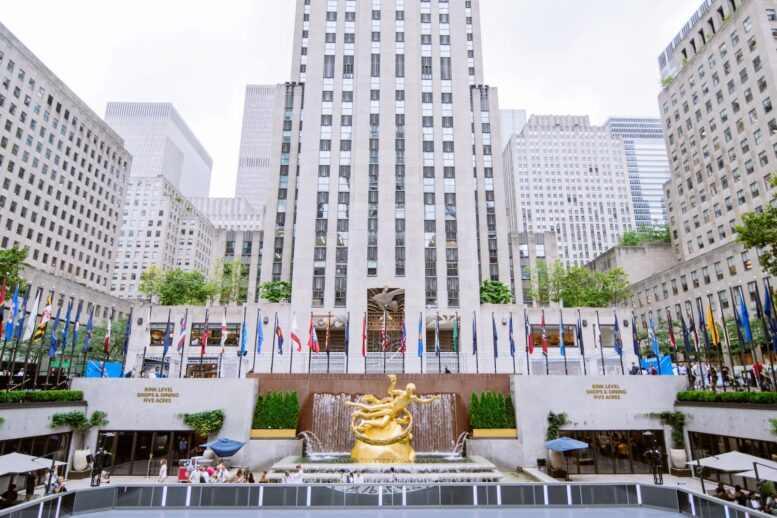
[713, 483, 776, 513]
[165, 461, 395, 485]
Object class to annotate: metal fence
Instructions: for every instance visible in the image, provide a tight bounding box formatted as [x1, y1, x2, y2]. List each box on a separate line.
[0, 482, 769, 517]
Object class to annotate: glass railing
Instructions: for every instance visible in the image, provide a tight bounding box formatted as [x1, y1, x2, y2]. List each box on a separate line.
[0, 482, 770, 517]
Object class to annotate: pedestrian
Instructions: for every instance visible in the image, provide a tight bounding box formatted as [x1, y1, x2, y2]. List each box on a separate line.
[157, 459, 167, 483]
[388, 467, 397, 483]
[24, 472, 36, 502]
[353, 471, 364, 484]
[282, 471, 293, 484]
[629, 362, 640, 375]
[178, 437, 188, 459]
[749, 492, 762, 510]
[247, 471, 256, 483]
[292, 464, 304, 483]
[52, 477, 67, 494]
[346, 471, 354, 483]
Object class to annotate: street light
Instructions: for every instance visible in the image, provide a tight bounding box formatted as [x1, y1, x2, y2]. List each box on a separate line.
[643, 431, 664, 485]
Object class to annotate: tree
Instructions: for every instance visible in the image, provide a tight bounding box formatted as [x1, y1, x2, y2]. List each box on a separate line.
[220, 259, 248, 304]
[0, 245, 28, 288]
[479, 280, 512, 304]
[529, 262, 631, 307]
[735, 176, 777, 276]
[259, 281, 292, 303]
[528, 260, 564, 306]
[139, 266, 218, 305]
[618, 224, 670, 246]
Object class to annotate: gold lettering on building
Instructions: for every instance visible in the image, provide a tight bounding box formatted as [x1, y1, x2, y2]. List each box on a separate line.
[585, 383, 628, 400]
[136, 386, 180, 404]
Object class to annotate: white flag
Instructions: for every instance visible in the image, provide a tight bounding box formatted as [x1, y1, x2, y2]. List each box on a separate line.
[22, 291, 41, 341]
[220, 313, 228, 353]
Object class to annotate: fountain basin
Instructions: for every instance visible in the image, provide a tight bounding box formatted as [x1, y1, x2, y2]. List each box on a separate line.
[471, 428, 518, 438]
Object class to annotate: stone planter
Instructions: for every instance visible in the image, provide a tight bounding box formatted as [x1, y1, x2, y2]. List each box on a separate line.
[72, 448, 90, 472]
[548, 449, 565, 470]
[669, 448, 687, 469]
[471, 428, 518, 439]
[250, 429, 297, 439]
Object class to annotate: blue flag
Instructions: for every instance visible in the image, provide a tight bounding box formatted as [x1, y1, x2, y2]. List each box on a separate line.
[472, 313, 478, 355]
[240, 313, 247, 357]
[697, 301, 710, 351]
[162, 309, 172, 358]
[630, 312, 639, 356]
[559, 311, 565, 357]
[509, 313, 516, 357]
[613, 312, 623, 357]
[739, 290, 752, 344]
[680, 313, 691, 352]
[14, 286, 29, 341]
[256, 312, 264, 353]
[71, 302, 82, 352]
[763, 281, 777, 353]
[491, 313, 498, 359]
[82, 309, 94, 353]
[577, 311, 585, 356]
[648, 312, 660, 358]
[417, 313, 423, 358]
[61, 300, 72, 352]
[5, 284, 18, 341]
[48, 301, 63, 357]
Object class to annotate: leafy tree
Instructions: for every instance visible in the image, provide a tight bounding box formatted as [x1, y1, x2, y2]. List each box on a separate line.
[529, 262, 631, 307]
[479, 280, 512, 304]
[220, 259, 248, 304]
[528, 260, 564, 306]
[619, 231, 642, 246]
[735, 176, 777, 276]
[139, 266, 218, 305]
[0, 245, 28, 288]
[618, 224, 670, 246]
[259, 281, 292, 303]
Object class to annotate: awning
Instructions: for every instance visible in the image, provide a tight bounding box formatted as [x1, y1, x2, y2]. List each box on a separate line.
[544, 437, 589, 452]
[687, 451, 777, 473]
[0, 452, 66, 477]
[736, 467, 777, 483]
[200, 438, 245, 457]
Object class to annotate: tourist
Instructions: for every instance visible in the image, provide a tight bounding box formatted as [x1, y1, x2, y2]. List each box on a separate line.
[247, 471, 256, 483]
[292, 464, 304, 483]
[338, 469, 346, 483]
[197, 466, 210, 484]
[388, 467, 397, 483]
[282, 471, 293, 484]
[0, 484, 19, 506]
[709, 367, 718, 390]
[233, 469, 245, 483]
[157, 459, 168, 483]
[52, 477, 67, 494]
[713, 483, 730, 501]
[178, 437, 188, 459]
[24, 473, 36, 501]
[764, 490, 776, 512]
[100, 471, 111, 484]
[732, 485, 746, 506]
[258, 471, 269, 483]
[353, 471, 364, 484]
[629, 362, 640, 375]
[215, 465, 229, 483]
[749, 492, 762, 510]
[346, 471, 354, 483]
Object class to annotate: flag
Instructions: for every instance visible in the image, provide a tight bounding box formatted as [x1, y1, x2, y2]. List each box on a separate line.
[509, 313, 516, 357]
[161, 309, 172, 358]
[201, 309, 210, 356]
[472, 312, 478, 356]
[706, 303, 720, 346]
[15, 286, 29, 341]
[491, 313, 498, 359]
[307, 314, 320, 353]
[577, 310, 586, 356]
[690, 309, 702, 351]
[291, 314, 302, 352]
[435, 313, 440, 356]
[540, 311, 548, 356]
[83, 308, 94, 353]
[680, 313, 691, 352]
[613, 312, 623, 357]
[361, 313, 366, 358]
[648, 312, 660, 358]
[739, 289, 752, 344]
[732, 300, 746, 352]
[5, 284, 19, 341]
[176, 313, 188, 353]
[71, 302, 82, 352]
[220, 311, 228, 354]
[630, 311, 639, 356]
[763, 281, 777, 353]
[453, 313, 459, 353]
[30, 293, 51, 342]
[48, 300, 63, 357]
[123, 307, 133, 355]
[400, 319, 407, 354]
[524, 309, 534, 354]
[0, 279, 5, 330]
[344, 313, 350, 355]
[559, 311, 566, 357]
[103, 310, 112, 354]
[276, 315, 284, 355]
[325, 314, 331, 353]
[239, 310, 247, 357]
[256, 312, 264, 354]
[417, 313, 424, 358]
[666, 309, 676, 351]
[61, 300, 72, 352]
[381, 311, 390, 351]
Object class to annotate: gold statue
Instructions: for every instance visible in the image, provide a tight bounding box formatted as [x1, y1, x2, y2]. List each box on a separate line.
[346, 374, 440, 462]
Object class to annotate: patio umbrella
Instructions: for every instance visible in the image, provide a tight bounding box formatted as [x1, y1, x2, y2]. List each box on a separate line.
[544, 437, 589, 480]
[200, 438, 245, 458]
[0, 452, 66, 477]
[736, 467, 777, 483]
[686, 451, 777, 472]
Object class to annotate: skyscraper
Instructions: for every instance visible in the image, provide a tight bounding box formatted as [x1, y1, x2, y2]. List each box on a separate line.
[258, 0, 511, 372]
[234, 85, 278, 212]
[104, 102, 212, 198]
[605, 117, 671, 228]
[499, 108, 527, 152]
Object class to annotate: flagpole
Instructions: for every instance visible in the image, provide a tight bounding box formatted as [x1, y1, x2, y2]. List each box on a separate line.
[727, 286, 749, 388]
[289, 316, 295, 374]
[7, 285, 32, 379]
[0, 282, 10, 367]
[308, 312, 313, 374]
[363, 311, 367, 373]
[762, 280, 777, 389]
[525, 310, 531, 376]
[20, 288, 46, 388]
[473, 311, 479, 374]
[419, 312, 424, 374]
[616, 312, 624, 376]
[238, 306, 247, 378]
[251, 307, 260, 373]
[383, 308, 387, 374]
[178, 308, 188, 378]
[578, 310, 588, 375]
[43, 293, 65, 388]
[345, 312, 350, 374]
[739, 284, 762, 387]
[509, 312, 516, 374]
[217, 307, 225, 378]
[55, 298, 73, 387]
[327, 312, 331, 374]
[596, 310, 605, 376]
[456, 312, 460, 374]
[270, 312, 277, 373]
[756, 280, 775, 388]
[541, 309, 549, 375]
[64, 301, 83, 381]
[80, 305, 94, 378]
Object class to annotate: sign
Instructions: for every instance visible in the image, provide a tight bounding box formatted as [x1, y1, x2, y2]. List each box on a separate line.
[586, 383, 628, 400]
[640, 356, 674, 375]
[136, 386, 180, 404]
[85, 361, 122, 378]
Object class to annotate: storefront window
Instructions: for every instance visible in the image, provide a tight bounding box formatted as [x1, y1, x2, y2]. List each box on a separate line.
[0, 432, 71, 462]
[98, 430, 206, 476]
[561, 429, 665, 475]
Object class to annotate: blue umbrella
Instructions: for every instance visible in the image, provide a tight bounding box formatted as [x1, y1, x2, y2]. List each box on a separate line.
[544, 437, 589, 452]
[200, 438, 245, 458]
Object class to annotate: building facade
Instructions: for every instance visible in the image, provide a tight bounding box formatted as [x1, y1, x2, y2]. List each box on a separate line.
[605, 117, 672, 228]
[0, 23, 131, 295]
[234, 85, 279, 212]
[499, 108, 527, 153]
[104, 102, 212, 198]
[504, 115, 636, 267]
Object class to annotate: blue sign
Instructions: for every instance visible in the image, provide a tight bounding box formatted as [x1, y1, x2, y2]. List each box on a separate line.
[85, 360, 123, 378]
[640, 356, 674, 375]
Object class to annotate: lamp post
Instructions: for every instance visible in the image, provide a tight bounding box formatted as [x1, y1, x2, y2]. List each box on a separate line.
[643, 431, 663, 485]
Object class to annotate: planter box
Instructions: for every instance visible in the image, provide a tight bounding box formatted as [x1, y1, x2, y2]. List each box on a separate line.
[471, 428, 518, 439]
[250, 429, 297, 439]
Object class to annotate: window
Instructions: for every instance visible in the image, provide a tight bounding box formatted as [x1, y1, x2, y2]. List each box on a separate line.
[343, 56, 354, 77]
[395, 54, 404, 78]
[370, 54, 380, 77]
[440, 57, 451, 80]
[421, 57, 432, 79]
[323, 55, 335, 78]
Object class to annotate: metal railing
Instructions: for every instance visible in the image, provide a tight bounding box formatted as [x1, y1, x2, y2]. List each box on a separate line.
[0, 482, 770, 517]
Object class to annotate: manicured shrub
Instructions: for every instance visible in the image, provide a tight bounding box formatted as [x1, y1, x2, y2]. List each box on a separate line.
[252, 391, 300, 429]
[182, 410, 225, 436]
[677, 390, 777, 405]
[0, 390, 83, 404]
[469, 391, 516, 429]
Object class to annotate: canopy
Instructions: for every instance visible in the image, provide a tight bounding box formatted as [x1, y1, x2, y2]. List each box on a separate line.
[200, 438, 245, 458]
[687, 451, 777, 473]
[545, 437, 589, 452]
[736, 468, 777, 483]
[0, 452, 66, 477]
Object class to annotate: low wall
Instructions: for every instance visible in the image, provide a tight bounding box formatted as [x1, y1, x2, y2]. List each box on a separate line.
[250, 373, 511, 438]
[466, 439, 523, 470]
[242, 439, 302, 470]
[678, 401, 777, 443]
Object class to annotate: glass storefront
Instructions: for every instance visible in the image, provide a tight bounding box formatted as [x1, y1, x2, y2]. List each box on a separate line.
[688, 431, 777, 489]
[560, 429, 666, 474]
[98, 430, 207, 476]
[0, 432, 71, 462]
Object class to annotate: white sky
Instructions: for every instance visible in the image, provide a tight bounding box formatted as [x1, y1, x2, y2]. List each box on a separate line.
[1, 0, 701, 197]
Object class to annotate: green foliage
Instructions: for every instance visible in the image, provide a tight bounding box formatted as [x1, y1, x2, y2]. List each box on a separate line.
[259, 281, 292, 303]
[220, 259, 249, 304]
[253, 391, 300, 429]
[0, 390, 83, 404]
[530, 261, 631, 307]
[661, 75, 674, 87]
[770, 418, 777, 436]
[761, 481, 776, 498]
[51, 410, 109, 434]
[619, 225, 670, 246]
[677, 390, 777, 405]
[0, 245, 28, 288]
[649, 411, 687, 448]
[735, 176, 777, 276]
[479, 280, 513, 304]
[469, 392, 516, 429]
[546, 411, 569, 440]
[182, 409, 225, 436]
[139, 266, 218, 305]
[0, 417, 4, 427]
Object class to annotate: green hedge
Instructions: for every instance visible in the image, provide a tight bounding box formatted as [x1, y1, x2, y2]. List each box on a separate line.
[677, 390, 777, 405]
[252, 391, 300, 429]
[182, 410, 225, 436]
[469, 391, 516, 429]
[0, 390, 83, 404]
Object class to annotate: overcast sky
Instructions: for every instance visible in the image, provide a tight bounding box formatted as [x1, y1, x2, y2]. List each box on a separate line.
[1, 0, 700, 197]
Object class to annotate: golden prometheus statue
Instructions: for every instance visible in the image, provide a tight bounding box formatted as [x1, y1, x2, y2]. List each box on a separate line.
[346, 374, 440, 462]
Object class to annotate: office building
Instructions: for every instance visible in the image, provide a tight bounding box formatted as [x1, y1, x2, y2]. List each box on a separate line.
[499, 108, 527, 153]
[505, 115, 636, 267]
[605, 117, 672, 227]
[104, 102, 212, 198]
[234, 85, 279, 212]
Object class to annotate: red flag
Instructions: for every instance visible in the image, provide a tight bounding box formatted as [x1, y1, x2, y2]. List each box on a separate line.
[291, 314, 302, 352]
[0, 279, 6, 307]
[307, 314, 320, 353]
[540, 312, 548, 355]
[524, 310, 534, 354]
[361, 313, 367, 357]
[666, 309, 677, 351]
[103, 313, 112, 354]
[201, 310, 210, 357]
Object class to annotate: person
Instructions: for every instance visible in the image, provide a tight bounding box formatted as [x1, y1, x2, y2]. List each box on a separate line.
[713, 483, 730, 501]
[178, 437, 188, 459]
[198, 466, 210, 484]
[233, 469, 246, 484]
[258, 471, 269, 483]
[282, 471, 293, 484]
[353, 471, 364, 484]
[346, 471, 354, 483]
[292, 464, 304, 484]
[749, 492, 762, 510]
[157, 459, 168, 483]
[629, 362, 640, 375]
[247, 471, 256, 483]
[52, 477, 67, 494]
[216, 465, 229, 483]
[24, 473, 36, 501]
[649, 365, 657, 375]
[709, 366, 718, 390]
[337, 469, 346, 483]
[100, 471, 111, 484]
[1, 484, 19, 505]
[388, 467, 397, 483]
[731, 485, 745, 506]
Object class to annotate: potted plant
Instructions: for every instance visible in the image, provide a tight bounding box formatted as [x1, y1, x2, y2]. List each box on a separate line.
[50, 410, 109, 471]
[546, 411, 569, 470]
[251, 391, 300, 439]
[181, 409, 225, 438]
[650, 411, 687, 469]
[469, 392, 517, 438]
